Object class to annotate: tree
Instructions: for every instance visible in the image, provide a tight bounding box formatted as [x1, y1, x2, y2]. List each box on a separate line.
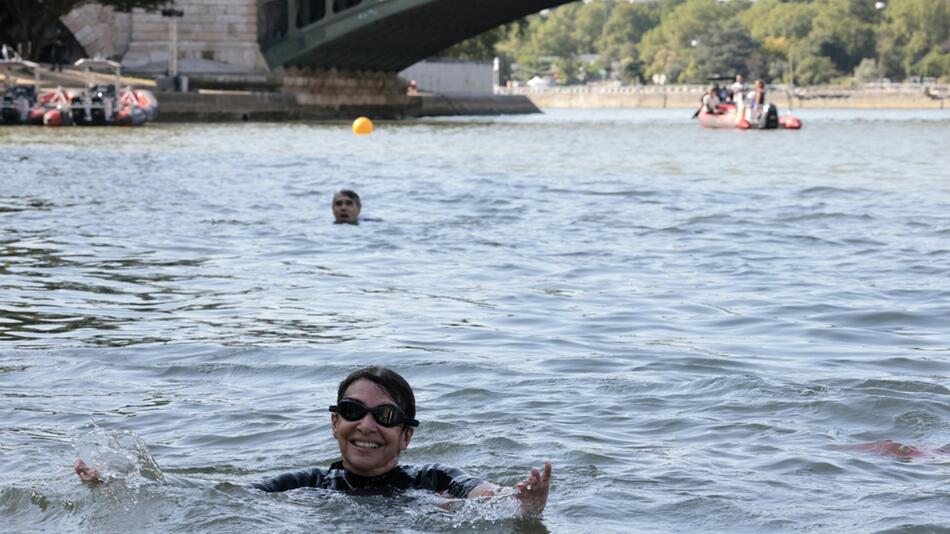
[852, 57, 879, 83]
[496, 5, 589, 82]
[0, 0, 166, 60]
[689, 21, 759, 82]
[440, 24, 519, 61]
[596, 1, 661, 80]
[441, 0, 948, 86]
[739, 1, 817, 84]
[807, 0, 876, 76]
[738, 0, 815, 42]
[638, 0, 735, 83]
[794, 54, 838, 85]
[878, 0, 950, 80]
[570, 0, 612, 55]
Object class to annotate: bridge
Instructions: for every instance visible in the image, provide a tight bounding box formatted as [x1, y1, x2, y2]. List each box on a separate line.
[259, 0, 578, 71]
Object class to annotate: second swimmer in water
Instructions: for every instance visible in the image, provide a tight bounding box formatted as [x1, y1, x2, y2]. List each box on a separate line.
[332, 189, 361, 224]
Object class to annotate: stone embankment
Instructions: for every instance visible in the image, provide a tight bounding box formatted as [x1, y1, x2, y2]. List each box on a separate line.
[156, 91, 539, 121]
[501, 84, 949, 109]
[158, 67, 539, 120]
[9, 66, 539, 120]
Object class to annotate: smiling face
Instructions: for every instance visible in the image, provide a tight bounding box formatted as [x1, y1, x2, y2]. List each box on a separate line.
[331, 378, 413, 477]
[332, 192, 361, 224]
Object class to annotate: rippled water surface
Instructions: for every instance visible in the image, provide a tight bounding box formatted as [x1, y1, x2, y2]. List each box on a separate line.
[2, 108, 950, 533]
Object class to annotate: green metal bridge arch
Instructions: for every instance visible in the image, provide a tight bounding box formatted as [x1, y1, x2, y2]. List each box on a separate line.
[258, 0, 578, 71]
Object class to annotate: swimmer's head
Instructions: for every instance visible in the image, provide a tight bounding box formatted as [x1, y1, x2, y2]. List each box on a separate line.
[332, 367, 416, 477]
[332, 189, 361, 224]
[336, 366, 416, 425]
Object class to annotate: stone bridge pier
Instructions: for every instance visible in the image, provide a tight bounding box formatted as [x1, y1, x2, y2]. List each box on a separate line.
[281, 67, 410, 108]
[57, 0, 541, 118]
[60, 0, 419, 105]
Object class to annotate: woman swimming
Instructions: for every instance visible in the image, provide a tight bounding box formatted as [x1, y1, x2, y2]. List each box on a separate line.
[76, 366, 552, 517]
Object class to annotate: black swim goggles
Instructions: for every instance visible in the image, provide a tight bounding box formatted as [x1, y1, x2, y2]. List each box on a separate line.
[329, 398, 419, 428]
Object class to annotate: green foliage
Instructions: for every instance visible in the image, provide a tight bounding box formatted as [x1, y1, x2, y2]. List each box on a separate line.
[639, 0, 735, 83]
[440, 25, 515, 61]
[878, 0, 950, 80]
[739, 0, 816, 41]
[597, 2, 659, 63]
[472, 0, 949, 85]
[914, 48, 950, 81]
[853, 57, 879, 82]
[689, 21, 759, 82]
[808, 0, 877, 73]
[795, 54, 839, 85]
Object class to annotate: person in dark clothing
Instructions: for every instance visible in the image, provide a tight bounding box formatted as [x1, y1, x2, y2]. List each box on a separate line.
[50, 30, 66, 72]
[250, 460, 483, 498]
[76, 366, 553, 517]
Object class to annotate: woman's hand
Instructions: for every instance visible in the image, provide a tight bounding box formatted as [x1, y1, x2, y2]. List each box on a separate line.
[74, 459, 102, 484]
[514, 462, 552, 517]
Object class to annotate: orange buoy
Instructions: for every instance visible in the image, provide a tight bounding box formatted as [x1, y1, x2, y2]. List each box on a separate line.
[352, 117, 374, 135]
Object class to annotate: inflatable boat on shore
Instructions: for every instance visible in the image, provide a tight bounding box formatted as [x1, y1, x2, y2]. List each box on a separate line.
[68, 58, 158, 127]
[1, 57, 158, 127]
[698, 102, 801, 130]
[0, 58, 40, 124]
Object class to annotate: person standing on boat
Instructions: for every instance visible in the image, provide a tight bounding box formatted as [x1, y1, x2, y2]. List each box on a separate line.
[750, 80, 766, 120]
[730, 74, 747, 119]
[729, 74, 745, 104]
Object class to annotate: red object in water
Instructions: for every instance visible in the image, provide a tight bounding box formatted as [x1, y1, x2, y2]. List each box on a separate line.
[697, 102, 802, 130]
[697, 103, 743, 129]
[853, 440, 925, 458]
[779, 116, 802, 129]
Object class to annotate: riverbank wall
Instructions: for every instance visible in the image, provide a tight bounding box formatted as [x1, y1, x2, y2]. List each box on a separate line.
[9, 66, 539, 121]
[155, 91, 539, 121]
[503, 84, 949, 110]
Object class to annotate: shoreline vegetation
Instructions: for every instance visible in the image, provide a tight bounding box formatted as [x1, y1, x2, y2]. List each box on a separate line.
[444, 0, 950, 89]
[498, 82, 950, 110]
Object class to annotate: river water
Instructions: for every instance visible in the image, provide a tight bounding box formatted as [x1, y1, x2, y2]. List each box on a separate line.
[2, 108, 949, 533]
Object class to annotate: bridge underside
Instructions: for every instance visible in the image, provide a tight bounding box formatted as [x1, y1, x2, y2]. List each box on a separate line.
[264, 0, 578, 72]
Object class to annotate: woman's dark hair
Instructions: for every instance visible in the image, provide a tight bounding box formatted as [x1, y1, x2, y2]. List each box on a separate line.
[335, 189, 361, 207]
[337, 366, 415, 424]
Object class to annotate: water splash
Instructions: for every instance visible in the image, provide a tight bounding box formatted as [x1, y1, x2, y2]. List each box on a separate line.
[447, 487, 523, 527]
[75, 425, 164, 486]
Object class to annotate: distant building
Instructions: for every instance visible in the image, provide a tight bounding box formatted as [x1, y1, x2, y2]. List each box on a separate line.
[399, 59, 494, 96]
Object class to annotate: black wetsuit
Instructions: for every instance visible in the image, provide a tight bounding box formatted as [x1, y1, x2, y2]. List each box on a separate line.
[251, 461, 483, 499]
